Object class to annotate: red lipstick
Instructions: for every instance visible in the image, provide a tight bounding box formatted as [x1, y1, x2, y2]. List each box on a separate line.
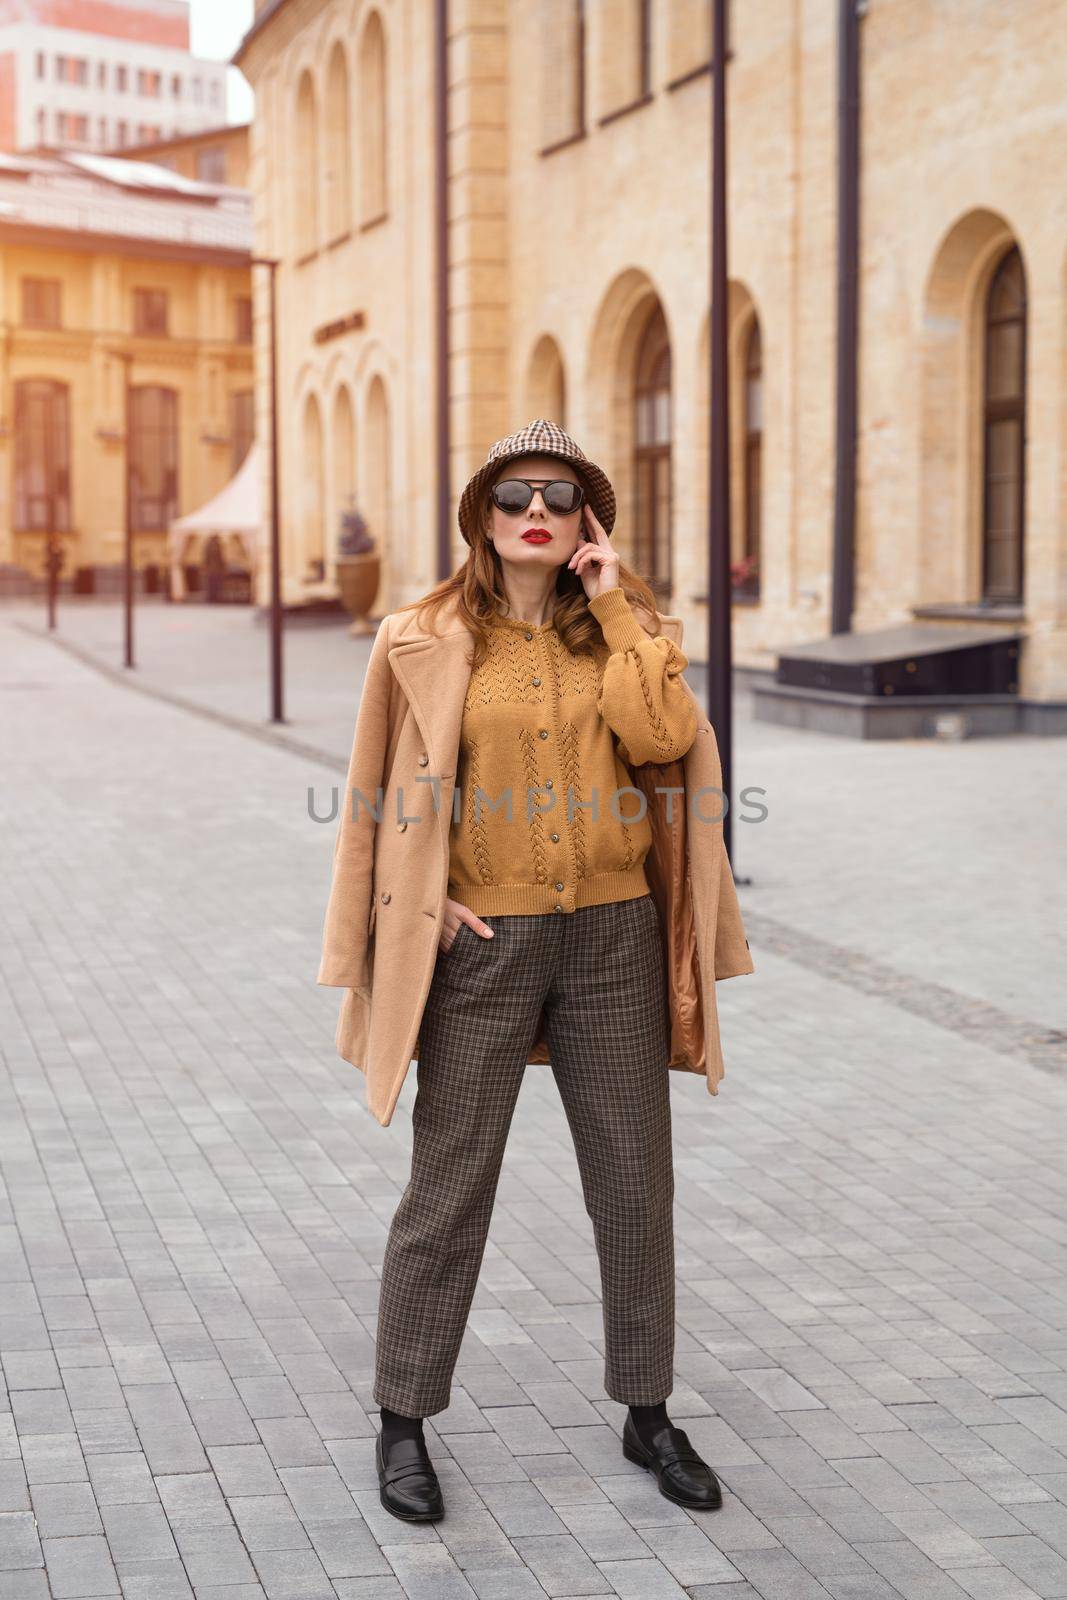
[522, 529, 551, 543]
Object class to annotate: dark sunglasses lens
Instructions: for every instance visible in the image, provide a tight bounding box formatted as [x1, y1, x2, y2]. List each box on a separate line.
[492, 480, 532, 513]
[544, 482, 583, 514]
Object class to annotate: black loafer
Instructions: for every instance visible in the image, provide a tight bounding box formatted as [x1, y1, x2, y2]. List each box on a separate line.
[622, 1413, 723, 1510]
[376, 1431, 444, 1521]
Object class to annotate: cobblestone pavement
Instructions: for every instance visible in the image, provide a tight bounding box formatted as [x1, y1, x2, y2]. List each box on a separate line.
[2, 602, 1067, 1600]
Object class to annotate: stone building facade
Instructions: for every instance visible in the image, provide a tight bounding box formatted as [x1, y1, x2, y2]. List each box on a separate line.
[0, 149, 252, 591]
[235, 0, 1067, 701]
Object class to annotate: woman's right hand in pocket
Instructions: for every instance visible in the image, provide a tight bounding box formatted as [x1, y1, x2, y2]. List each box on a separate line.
[440, 897, 494, 953]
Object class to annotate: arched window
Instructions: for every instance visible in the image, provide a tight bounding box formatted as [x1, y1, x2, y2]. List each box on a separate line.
[129, 385, 178, 529]
[365, 375, 392, 565]
[14, 379, 70, 531]
[633, 303, 671, 599]
[324, 43, 352, 240]
[739, 316, 762, 599]
[359, 13, 387, 223]
[528, 335, 566, 431]
[981, 245, 1026, 603]
[332, 385, 356, 540]
[302, 394, 325, 579]
[294, 70, 319, 255]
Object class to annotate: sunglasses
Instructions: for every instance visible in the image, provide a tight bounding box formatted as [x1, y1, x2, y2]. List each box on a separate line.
[490, 477, 586, 517]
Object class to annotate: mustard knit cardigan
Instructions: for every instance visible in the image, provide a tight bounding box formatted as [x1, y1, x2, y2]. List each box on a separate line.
[447, 585, 698, 916]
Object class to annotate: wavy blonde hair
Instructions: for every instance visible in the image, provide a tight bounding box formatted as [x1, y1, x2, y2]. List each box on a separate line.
[393, 460, 664, 669]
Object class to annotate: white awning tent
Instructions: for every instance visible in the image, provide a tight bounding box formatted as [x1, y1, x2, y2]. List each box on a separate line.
[168, 444, 263, 600]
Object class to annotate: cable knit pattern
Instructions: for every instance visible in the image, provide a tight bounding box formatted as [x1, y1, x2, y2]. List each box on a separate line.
[465, 737, 493, 884]
[447, 588, 699, 917]
[558, 720, 588, 879]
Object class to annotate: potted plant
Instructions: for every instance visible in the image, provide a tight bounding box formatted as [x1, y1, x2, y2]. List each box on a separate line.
[335, 501, 381, 636]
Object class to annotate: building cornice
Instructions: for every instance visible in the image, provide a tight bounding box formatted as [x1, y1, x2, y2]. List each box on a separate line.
[0, 220, 249, 269]
[232, 0, 294, 73]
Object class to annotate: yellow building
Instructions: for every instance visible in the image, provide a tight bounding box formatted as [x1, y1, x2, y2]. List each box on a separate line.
[235, 1, 1067, 711]
[116, 122, 251, 189]
[0, 147, 252, 594]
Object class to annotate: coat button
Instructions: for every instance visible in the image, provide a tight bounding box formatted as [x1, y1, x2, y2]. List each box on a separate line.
[417, 753, 429, 766]
[524, 631, 533, 640]
[380, 891, 391, 903]
[554, 881, 564, 891]
[538, 729, 548, 739]
[397, 821, 407, 832]
[532, 676, 541, 686]
[550, 832, 559, 843]
[545, 778, 553, 789]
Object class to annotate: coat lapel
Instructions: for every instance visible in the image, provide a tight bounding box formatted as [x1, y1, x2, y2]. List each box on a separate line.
[386, 609, 473, 784]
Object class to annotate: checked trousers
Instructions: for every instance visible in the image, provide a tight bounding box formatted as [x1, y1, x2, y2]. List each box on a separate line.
[372, 891, 676, 1418]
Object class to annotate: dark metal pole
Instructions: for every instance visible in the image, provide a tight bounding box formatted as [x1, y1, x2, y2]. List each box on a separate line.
[267, 260, 283, 723]
[434, 0, 450, 580]
[831, 0, 861, 635]
[252, 256, 284, 723]
[45, 519, 59, 631]
[122, 352, 134, 669]
[708, 0, 735, 865]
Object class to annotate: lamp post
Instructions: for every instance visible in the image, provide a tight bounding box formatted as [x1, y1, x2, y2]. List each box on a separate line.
[434, 0, 450, 581]
[43, 525, 63, 633]
[708, 0, 741, 869]
[111, 348, 135, 670]
[251, 255, 283, 724]
[831, 0, 861, 637]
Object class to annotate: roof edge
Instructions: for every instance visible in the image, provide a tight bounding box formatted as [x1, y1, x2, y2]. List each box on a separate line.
[232, 0, 293, 69]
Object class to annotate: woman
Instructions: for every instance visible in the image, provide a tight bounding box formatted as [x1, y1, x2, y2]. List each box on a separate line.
[318, 421, 754, 1524]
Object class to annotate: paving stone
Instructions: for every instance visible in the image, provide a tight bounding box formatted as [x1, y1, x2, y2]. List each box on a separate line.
[29, 1479, 103, 1537]
[114, 1559, 195, 1598]
[0, 1507, 44, 1569]
[978, 1534, 1067, 1596]
[39, 1532, 120, 1597]
[0, 1572, 51, 1599]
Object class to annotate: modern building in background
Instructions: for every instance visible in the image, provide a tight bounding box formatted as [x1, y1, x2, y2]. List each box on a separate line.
[0, 0, 228, 154]
[235, 0, 1067, 707]
[0, 149, 252, 594]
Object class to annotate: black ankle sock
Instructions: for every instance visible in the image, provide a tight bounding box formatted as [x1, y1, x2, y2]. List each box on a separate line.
[379, 1405, 425, 1450]
[628, 1401, 670, 1444]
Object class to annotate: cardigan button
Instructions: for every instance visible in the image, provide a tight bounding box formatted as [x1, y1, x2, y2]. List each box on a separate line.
[538, 729, 548, 739]
[396, 821, 407, 832]
[380, 891, 391, 904]
[524, 631, 533, 640]
[554, 882, 564, 892]
[550, 832, 559, 843]
[417, 753, 429, 766]
[532, 676, 541, 686]
[545, 778, 553, 789]
[553, 904, 562, 912]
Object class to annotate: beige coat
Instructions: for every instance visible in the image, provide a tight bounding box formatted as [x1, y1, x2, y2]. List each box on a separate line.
[318, 593, 755, 1126]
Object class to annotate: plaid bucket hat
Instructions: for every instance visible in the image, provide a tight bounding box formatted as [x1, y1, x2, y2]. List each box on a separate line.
[457, 418, 617, 546]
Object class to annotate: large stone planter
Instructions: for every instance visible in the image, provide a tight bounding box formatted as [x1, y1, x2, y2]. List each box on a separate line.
[335, 552, 381, 636]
